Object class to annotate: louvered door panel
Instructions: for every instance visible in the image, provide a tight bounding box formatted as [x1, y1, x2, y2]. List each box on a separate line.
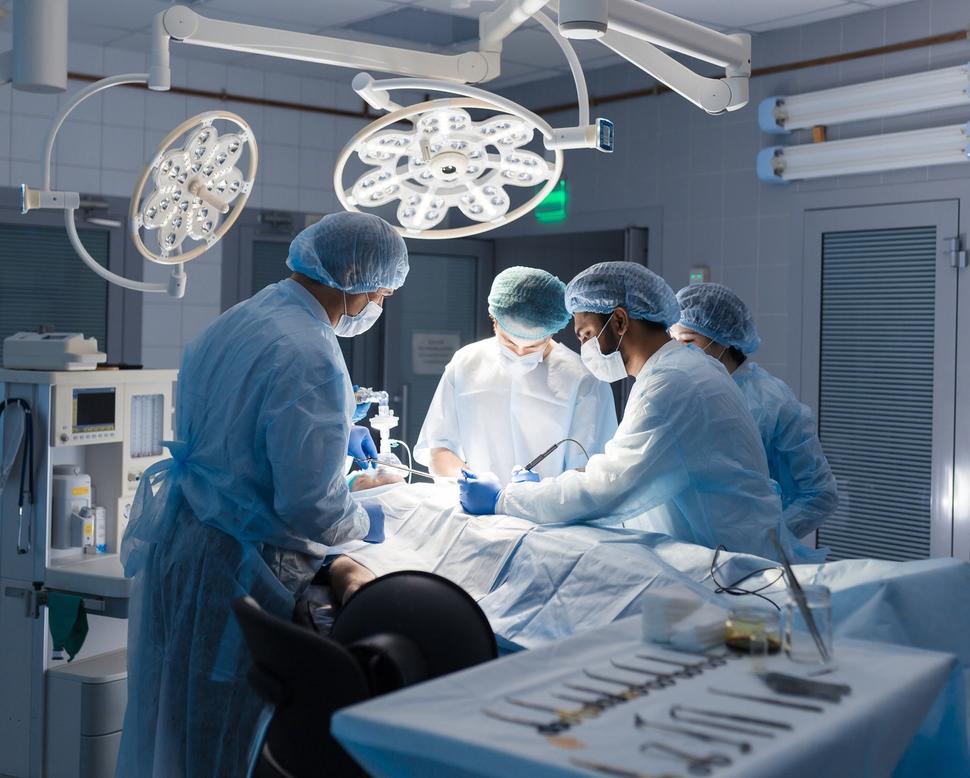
[803, 201, 959, 561]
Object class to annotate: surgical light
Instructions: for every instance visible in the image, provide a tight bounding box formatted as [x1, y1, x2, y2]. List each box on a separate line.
[757, 123, 970, 184]
[4, 1, 753, 292]
[760, 63, 970, 134]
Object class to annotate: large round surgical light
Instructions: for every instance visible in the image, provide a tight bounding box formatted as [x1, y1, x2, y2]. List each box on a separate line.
[335, 96, 563, 240]
[130, 111, 257, 264]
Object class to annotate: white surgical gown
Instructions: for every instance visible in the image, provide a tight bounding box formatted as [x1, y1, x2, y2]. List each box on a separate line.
[414, 338, 618, 484]
[498, 341, 819, 562]
[118, 279, 369, 778]
[733, 361, 839, 538]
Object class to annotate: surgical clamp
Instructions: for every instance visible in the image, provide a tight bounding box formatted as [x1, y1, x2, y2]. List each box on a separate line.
[634, 713, 752, 753]
[640, 742, 732, 776]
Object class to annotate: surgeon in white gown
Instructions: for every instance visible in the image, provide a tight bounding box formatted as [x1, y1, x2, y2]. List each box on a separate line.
[459, 262, 819, 562]
[415, 266, 617, 485]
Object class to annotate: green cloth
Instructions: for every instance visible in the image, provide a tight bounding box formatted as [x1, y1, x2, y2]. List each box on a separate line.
[47, 591, 88, 661]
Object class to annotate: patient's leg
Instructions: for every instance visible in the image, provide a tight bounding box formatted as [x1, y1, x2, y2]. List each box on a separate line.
[329, 555, 376, 605]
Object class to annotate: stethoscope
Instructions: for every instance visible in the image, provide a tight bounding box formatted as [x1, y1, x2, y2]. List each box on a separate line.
[0, 398, 34, 554]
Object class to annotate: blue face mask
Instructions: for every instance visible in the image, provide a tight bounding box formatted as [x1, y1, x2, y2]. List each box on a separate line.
[333, 293, 382, 338]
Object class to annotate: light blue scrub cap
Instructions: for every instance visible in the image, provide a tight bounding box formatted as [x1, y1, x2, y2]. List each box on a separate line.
[488, 266, 570, 341]
[565, 261, 680, 327]
[676, 282, 761, 354]
[286, 212, 409, 293]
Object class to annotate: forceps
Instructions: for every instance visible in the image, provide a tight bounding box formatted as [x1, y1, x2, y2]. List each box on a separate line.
[634, 714, 752, 754]
[640, 742, 732, 776]
[482, 708, 572, 735]
[611, 660, 680, 686]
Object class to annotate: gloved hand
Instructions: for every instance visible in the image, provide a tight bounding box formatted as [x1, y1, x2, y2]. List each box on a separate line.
[352, 384, 373, 423]
[510, 465, 540, 484]
[458, 469, 503, 515]
[348, 426, 377, 469]
[361, 501, 385, 543]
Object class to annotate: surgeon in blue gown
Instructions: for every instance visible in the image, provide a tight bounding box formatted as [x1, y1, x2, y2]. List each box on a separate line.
[459, 262, 818, 563]
[117, 212, 409, 777]
[672, 282, 839, 538]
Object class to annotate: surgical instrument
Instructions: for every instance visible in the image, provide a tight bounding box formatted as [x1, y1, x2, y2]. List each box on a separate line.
[570, 757, 680, 778]
[364, 458, 436, 481]
[757, 672, 850, 702]
[634, 714, 752, 754]
[669, 708, 777, 739]
[583, 669, 658, 695]
[635, 655, 705, 677]
[481, 708, 572, 736]
[640, 651, 733, 671]
[769, 529, 830, 663]
[523, 437, 590, 472]
[615, 659, 691, 682]
[672, 705, 791, 731]
[639, 742, 732, 776]
[566, 682, 637, 703]
[554, 692, 613, 712]
[708, 687, 825, 712]
[505, 697, 591, 723]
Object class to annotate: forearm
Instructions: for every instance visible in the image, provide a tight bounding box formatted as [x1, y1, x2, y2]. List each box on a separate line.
[429, 447, 465, 477]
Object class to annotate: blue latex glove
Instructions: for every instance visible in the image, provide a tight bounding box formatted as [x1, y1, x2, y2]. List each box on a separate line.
[510, 465, 540, 484]
[458, 469, 503, 515]
[348, 426, 377, 469]
[352, 384, 373, 423]
[361, 501, 384, 543]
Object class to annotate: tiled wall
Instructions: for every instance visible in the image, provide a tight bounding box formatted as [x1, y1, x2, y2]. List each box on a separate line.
[0, 30, 369, 367]
[499, 0, 970, 388]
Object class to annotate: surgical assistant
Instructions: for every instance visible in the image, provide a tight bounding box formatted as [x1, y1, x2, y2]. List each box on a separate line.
[673, 282, 839, 538]
[415, 266, 617, 484]
[460, 262, 818, 563]
[117, 213, 408, 777]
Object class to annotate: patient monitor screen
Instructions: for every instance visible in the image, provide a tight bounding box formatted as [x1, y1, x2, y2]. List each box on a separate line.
[73, 387, 116, 433]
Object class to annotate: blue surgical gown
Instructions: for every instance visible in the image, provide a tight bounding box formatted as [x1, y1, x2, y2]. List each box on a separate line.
[733, 360, 839, 538]
[117, 279, 369, 777]
[498, 341, 819, 562]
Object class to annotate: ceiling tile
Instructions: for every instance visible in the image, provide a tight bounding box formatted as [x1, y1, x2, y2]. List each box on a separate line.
[202, 0, 395, 30]
[644, 0, 851, 31]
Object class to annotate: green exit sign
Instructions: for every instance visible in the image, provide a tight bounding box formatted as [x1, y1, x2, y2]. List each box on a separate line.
[534, 180, 568, 224]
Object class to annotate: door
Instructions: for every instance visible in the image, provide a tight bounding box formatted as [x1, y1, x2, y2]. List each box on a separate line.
[801, 201, 959, 560]
[379, 238, 493, 449]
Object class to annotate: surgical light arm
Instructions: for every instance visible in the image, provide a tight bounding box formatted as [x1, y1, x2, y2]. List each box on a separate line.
[482, 0, 751, 114]
[149, 6, 501, 91]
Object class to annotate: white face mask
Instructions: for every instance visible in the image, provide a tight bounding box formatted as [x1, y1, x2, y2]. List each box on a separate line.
[581, 313, 627, 383]
[499, 343, 544, 377]
[333, 292, 382, 338]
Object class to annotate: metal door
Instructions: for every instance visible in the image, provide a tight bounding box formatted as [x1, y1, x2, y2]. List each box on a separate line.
[802, 201, 959, 560]
[378, 238, 493, 449]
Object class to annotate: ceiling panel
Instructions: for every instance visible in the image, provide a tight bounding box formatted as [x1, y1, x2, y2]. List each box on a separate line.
[745, 3, 871, 32]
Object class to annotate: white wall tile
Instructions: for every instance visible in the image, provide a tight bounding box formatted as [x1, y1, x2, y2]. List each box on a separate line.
[141, 346, 183, 369]
[11, 115, 51, 162]
[57, 121, 103, 168]
[101, 124, 145, 172]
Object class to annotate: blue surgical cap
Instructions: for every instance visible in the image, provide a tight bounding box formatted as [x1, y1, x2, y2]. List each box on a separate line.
[488, 266, 570, 341]
[286, 212, 409, 293]
[676, 282, 761, 354]
[565, 261, 680, 326]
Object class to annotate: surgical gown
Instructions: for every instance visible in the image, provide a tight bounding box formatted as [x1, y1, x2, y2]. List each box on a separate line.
[498, 341, 819, 562]
[733, 360, 839, 538]
[414, 338, 618, 484]
[118, 279, 369, 777]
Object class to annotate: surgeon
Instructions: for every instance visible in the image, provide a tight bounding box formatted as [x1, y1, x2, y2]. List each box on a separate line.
[459, 261, 817, 562]
[117, 212, 409, 778]
[671, 282, 839, 538]
[415, 265, 617, 484]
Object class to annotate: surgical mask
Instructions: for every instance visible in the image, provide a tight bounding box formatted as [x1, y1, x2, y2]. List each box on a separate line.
[499, 343, 544, 377]
[581, 313, 627, 383]
[333, 292, 382, 338]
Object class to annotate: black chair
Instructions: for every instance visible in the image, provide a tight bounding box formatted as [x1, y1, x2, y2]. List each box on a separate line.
[234, 571, 497, 778]
[232, 596, 369, 778]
